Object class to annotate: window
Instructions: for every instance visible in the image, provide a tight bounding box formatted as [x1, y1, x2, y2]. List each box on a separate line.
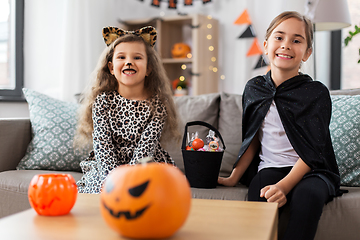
[0, 0, 24, 101]
[341, 0, 360, 89]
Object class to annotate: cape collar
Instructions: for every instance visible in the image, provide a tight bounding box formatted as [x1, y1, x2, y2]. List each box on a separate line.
[264, 71, 313, 90]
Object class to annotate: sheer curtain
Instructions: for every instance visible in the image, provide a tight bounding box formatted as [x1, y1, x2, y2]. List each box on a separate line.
[24, 0, 117, 102]
[23, 0, 320, 102]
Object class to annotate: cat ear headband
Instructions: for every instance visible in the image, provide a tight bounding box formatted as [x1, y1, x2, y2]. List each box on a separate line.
[102, 26, 157, 47]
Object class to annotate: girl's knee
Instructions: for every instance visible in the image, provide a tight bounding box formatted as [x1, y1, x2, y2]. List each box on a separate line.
[291, 178, 329, 207]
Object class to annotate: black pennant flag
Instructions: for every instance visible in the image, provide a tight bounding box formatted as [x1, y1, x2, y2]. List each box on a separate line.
[254, 55, 268, 69]
[238, 25, 255, 38]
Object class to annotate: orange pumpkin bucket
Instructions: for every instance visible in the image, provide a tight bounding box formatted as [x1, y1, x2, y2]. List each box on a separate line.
[28, 173, 78, 216]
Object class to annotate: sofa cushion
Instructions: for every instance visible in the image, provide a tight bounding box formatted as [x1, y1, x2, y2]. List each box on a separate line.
[330, 95, 360, 186]
[217, 93, 243, 177]
[315, 186, 360, 240]
[17, 89, 89, 172]
[165, 93, 221, 173]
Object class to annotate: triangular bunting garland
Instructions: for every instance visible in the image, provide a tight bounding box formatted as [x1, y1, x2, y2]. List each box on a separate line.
[184, 0, 193, 5]
[234, 9, 252, 25]
[145, 0, 212, 8]
[168, 0, 177, 8]
[254, 55, 268, 69]
[151, 0, 160, 7]
[246, 38, 263, 56]
[238, 25, 255, 38]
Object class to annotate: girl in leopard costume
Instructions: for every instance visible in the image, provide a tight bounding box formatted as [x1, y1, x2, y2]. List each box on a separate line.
[74, 26, 179, 194]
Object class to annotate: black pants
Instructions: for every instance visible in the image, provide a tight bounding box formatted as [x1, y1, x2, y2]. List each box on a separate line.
[248, 167, 330, 240]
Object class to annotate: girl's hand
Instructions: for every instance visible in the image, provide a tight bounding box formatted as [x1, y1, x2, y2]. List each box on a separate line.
[260, 184, 287, 208]
[218, 176, 238, 187]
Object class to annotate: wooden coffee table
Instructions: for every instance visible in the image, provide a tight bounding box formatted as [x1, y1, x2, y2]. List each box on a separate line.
[0, 194, 278, 240]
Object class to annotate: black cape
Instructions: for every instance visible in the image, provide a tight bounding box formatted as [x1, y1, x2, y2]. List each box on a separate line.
[236, 71, 341, 196]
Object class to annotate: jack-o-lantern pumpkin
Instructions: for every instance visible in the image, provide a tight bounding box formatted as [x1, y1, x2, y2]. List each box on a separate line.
[28, 174, 78, 216]
[171, 42, 191, 58]
[100, 162, 191, 239]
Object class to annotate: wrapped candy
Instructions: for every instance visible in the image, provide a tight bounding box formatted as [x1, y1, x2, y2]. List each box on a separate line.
[186, 130, 223, 152]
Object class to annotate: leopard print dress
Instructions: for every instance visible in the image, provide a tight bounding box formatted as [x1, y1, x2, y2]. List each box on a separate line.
[77, 91, 173, 194]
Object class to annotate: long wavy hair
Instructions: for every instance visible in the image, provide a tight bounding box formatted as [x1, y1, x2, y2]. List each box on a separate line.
[74, 34, 179, 149]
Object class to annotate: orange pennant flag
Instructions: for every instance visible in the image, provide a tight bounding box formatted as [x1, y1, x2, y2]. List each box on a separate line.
[234, 9, 252, 25]
[247, 38, 263, 56]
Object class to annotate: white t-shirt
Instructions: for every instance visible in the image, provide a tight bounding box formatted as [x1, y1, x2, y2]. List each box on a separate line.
[258, 100, 299, 171]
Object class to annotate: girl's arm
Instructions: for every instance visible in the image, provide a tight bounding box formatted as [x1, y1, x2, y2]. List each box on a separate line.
[218, 133, 260, 187]
[260, 158, 311, 208]
[92, 95, 118, 172]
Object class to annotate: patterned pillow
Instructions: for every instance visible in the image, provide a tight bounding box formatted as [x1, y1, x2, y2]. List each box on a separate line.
[330, 95, 360, 186]
[17, 88, 89, 171]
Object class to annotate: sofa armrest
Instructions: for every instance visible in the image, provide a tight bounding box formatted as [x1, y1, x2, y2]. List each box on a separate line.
[0, 118, 32, 172]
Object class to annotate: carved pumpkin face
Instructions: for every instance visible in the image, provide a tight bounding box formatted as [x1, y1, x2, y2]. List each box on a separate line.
[171, 42, 191, 58]
[28, 174, 78, 216]
[100, 163, 191, 239]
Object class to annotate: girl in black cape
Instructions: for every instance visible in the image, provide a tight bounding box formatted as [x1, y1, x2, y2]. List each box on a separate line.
[218, 11, 344, 240]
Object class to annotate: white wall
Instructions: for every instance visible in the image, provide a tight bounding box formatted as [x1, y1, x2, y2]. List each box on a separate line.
[1, 0, 332, 118]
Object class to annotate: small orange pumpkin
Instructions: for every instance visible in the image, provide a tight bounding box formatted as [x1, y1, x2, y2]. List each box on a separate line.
[100, 162, 191, 239]
[28, 174, 78, 216]
[171, 42, 191, 58]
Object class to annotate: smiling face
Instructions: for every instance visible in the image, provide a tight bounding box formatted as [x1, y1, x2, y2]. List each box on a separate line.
[264, 17, 312, 79]
[108, 41, 150, 94]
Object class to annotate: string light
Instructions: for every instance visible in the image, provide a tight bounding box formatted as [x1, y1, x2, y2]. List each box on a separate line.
[179, 76, 185, 81]
[211, 57, 216, 62]
[207, 24, 212, 29]
[187, 53, 192, 58]
[212, 67, 218, 73]
[208, 46, 214, 51]
[220, 75, 225, 80]
[181, 64, 187, 70]
[207, 34, 212, 40]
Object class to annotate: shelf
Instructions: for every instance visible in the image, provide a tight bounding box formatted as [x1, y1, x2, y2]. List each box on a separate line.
[119, 14, 218, 96]
[162, 58, 193, 64]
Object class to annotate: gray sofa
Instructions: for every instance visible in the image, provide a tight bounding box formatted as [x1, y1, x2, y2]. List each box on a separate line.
[1, 89, 360, 240]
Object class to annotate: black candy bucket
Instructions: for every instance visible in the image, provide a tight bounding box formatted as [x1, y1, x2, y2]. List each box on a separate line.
[181, 121, 226, 188]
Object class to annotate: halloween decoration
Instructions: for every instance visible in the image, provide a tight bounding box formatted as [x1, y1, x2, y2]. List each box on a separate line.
[146, 0, 212, 8]
[102, 26, 157, 47]
[100, 162, 191, 239]
[235, 9, 269, 70]
[182, 121, 226, 188]
[28, 174, 77, 216]
[171, 42, 191, 58]
[172, 77, 189, 96]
